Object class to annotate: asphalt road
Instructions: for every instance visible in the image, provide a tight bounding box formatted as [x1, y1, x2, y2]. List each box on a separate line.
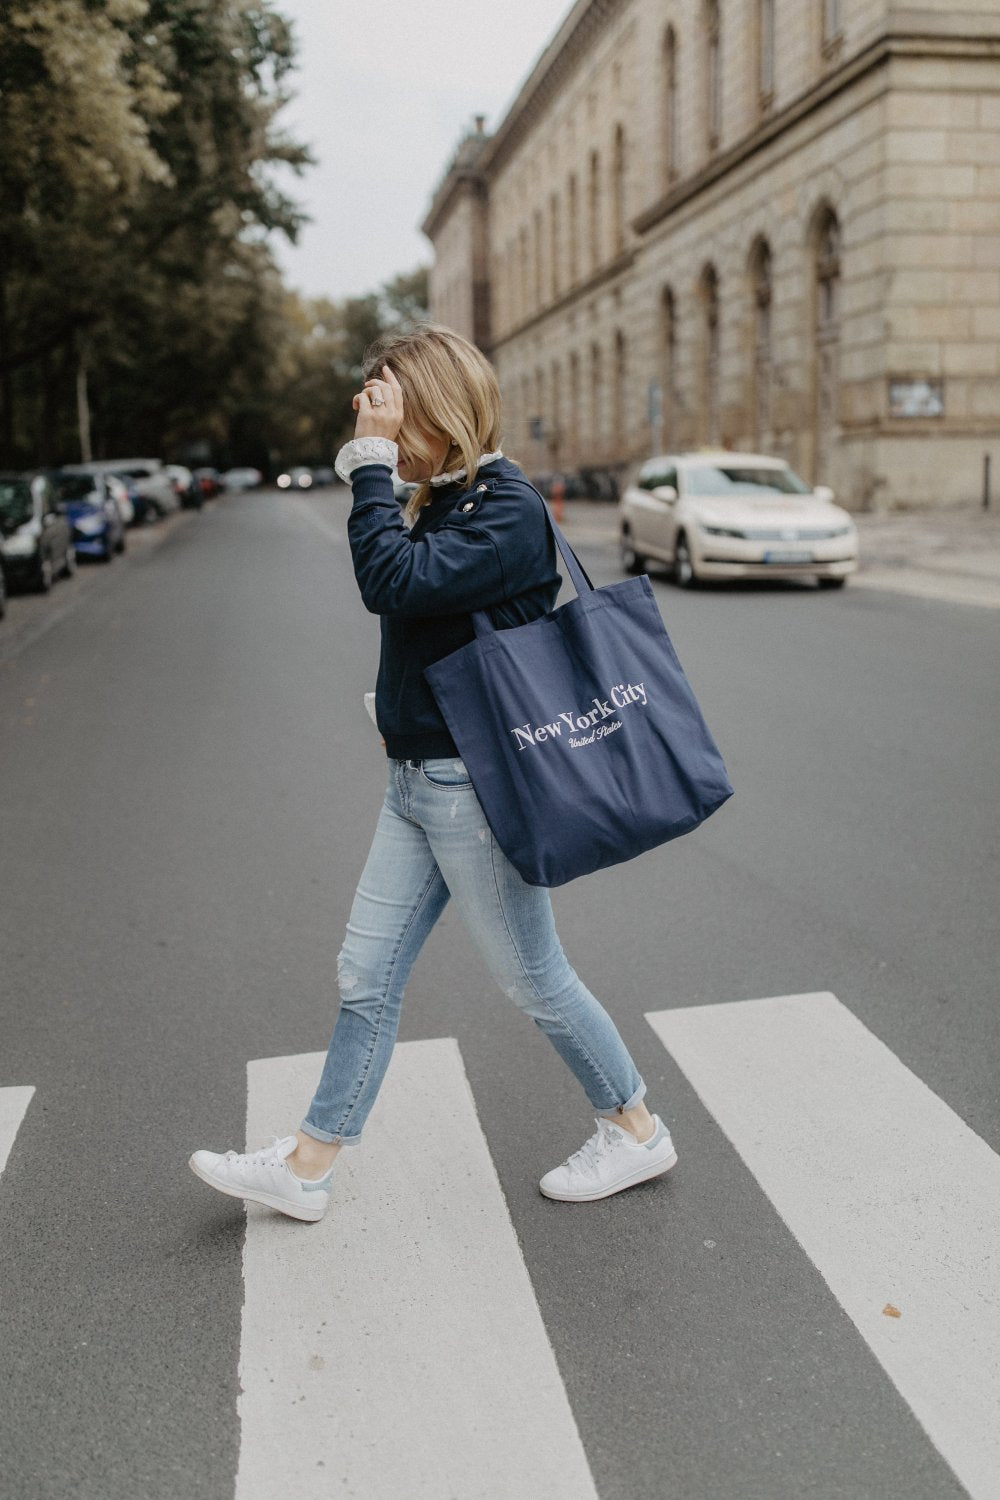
[1, 487, 997, 1500]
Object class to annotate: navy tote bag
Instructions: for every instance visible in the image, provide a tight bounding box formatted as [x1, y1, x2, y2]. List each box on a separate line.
[424, 493, 733, 888]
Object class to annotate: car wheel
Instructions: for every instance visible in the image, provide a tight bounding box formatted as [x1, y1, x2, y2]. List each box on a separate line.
[62, 545, 77, 579]
[35, 555, 53, 593]
[817, 576, 846, 589]
[0, 572, 6, 619]
[672, 532, 697, 588]
[115, 531, 126, 553]
[620, 527, 644, 576]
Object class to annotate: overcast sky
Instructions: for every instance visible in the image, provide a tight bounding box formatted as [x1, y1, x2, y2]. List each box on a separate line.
[269, 0, 573, 302]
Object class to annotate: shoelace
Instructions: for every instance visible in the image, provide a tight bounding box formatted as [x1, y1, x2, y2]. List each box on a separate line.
[565, 1119, 623, 1175]
[223, 1136, 286, 1167]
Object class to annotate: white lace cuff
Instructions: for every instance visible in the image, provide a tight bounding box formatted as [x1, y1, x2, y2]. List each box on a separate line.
[335, 437, 399, 484]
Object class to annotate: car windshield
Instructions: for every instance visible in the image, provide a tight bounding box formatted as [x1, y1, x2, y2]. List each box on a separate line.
[52, 475, 100, 503]
[685, 464, 812, 497]
[0, 480, 33, 530]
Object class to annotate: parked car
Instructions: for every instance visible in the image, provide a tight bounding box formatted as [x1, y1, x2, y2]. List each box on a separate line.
[0, 472, 76, 592]
[48, 470, 126, 561]
[68, 458, 178, 520]
[221, 467, 262, 491]
[58, 464, 134, 526]
[164, 464, 203, 509]
[619, 451, 859, 589]
[194, 467, 224, 498]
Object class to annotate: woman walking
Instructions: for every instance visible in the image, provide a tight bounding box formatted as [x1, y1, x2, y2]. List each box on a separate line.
[189, 326, 677, 1221]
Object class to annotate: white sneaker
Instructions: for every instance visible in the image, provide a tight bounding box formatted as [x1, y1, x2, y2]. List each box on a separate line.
[539, 1114, 678, 1202]
[189, 1134, 333, 1222]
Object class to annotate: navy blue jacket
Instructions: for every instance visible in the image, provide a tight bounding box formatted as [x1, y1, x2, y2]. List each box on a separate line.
[347, 454, 560, 760]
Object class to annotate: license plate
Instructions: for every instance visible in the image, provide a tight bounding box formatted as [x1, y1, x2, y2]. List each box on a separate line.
[763, 549, 813, 563]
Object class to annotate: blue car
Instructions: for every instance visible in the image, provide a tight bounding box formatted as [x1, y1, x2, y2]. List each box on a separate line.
[48, 470, 127, 561]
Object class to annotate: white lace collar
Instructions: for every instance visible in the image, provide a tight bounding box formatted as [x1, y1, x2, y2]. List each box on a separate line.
[428, 449, 504, 487]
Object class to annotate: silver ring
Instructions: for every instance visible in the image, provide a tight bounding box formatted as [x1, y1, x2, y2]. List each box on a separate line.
[371, 392, 385, 406]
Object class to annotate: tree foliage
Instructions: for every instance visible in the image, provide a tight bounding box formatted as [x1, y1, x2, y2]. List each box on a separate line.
[0, 0, 428, 470]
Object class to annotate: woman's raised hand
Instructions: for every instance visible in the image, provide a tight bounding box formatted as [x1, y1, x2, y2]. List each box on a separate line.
[352, 364, 404, 441]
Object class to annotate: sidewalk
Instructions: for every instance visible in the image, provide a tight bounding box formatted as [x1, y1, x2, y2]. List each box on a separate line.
[851, 506, 1000, 610]
[559, 500, 1000, 610]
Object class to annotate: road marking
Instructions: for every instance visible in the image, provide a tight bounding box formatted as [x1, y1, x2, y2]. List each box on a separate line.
[236, 1040, 598, 1500]
[0, 1086, 35, 1176]
[647, 991, 1000, 1500]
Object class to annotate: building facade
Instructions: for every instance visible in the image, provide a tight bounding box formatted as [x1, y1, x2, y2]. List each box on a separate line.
[422, 0, 1000, 509]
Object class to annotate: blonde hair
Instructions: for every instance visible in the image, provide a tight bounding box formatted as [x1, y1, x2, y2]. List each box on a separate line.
[361, 324, 503, 522]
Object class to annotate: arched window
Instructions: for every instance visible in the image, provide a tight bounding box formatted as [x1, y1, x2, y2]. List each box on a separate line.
[611, 124, 626, 256]
[550, 194, 561, 299]
[705, 0, 721, 152]
[662, 26, 679, 185]
[588, 150, 601, 272]
[759, 0, 775, 102]
[699, 263, 720, 444]
[748, 237, 773, 445]
[812, 205, 841, 481]
[567, 173, 579, 286]
[659, 287, 676, 449]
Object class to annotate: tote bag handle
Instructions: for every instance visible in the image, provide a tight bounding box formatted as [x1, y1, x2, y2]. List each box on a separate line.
[471, 485, 595, 639]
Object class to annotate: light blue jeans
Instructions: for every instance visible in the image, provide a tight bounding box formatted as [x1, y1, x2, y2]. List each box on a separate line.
[302, 757, 646, 1145]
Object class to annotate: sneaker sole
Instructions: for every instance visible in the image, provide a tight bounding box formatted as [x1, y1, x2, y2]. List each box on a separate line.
[539, 1146, 678, 1203]
[188, 1155, 327, 1222]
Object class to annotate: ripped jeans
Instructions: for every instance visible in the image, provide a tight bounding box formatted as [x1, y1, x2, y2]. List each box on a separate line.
[302, 757, 646, 1145]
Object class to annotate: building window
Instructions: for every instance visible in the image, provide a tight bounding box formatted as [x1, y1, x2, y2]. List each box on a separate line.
[550, 194, 561, 299]
[568, 349, 580, 463]
[588, 150, 601, 273]
[611, 125, 626, 257]
[662, 26, 679, 186]
[705, 0, 721, 153]
[567, 174, 579, 286]
[812, 205, 841, 482]
[659, 286, 676, 450]
[613, 330, 627, 457]
[533, 208, 543, 311]
[518, 227, 529, 324]
[699, 263, 720, 444]
[590, 341, 604, 457]
[551, 359, 562, 463]
[748, 237, 773, 445]
[759, 0, 775, 103]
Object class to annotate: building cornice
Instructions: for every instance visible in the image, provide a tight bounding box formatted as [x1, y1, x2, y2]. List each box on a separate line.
[633, 31, 1000, 237]
[478, 0, 627, 177]
[487, 248, 636, 354]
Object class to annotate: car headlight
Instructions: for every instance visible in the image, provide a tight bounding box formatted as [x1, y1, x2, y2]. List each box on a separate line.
[2, 528, 38, 556]
[699, 523, 746, 539]
[277, 474, 291, 489]
[74, 513, 106, 536]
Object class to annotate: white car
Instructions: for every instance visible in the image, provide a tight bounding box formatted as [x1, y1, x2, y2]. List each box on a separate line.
[222, 467, 262, 490]
[620, 451, 859, 589]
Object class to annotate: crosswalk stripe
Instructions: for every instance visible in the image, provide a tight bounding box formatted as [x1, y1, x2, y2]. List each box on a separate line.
[236, 1039, 599, 1500]
[0, 1086, 35, 1178]
[647, 991, 1000, 1500]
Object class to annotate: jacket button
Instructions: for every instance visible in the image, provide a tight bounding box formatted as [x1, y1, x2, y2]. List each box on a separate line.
[476, 483, 487, 492]
[461, 501, 475, 511]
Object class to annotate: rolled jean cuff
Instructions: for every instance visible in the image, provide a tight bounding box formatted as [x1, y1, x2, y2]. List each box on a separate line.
[299, 1118, 363, 1147]
[602, 1080, 647, 1115]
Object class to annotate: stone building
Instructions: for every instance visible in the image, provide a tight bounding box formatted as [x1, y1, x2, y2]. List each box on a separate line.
[421, 0, 1000, 510]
